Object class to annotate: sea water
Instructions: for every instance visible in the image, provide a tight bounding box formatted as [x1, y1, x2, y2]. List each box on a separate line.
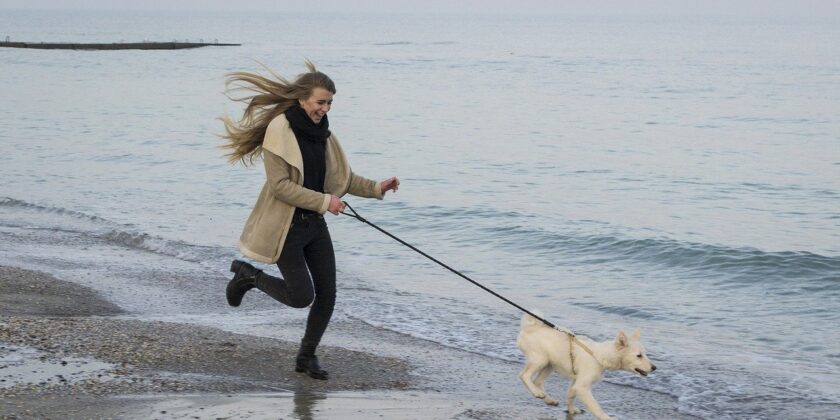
[1, 9, 838, 419]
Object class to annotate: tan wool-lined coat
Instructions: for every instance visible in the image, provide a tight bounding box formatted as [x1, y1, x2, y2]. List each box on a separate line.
[238, 114, 383, 263]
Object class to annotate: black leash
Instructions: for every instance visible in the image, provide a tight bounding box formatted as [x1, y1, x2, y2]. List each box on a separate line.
[340, 201, 568, 334]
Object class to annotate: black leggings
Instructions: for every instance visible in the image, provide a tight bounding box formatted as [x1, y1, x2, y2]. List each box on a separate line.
[256, 215, 336, 350]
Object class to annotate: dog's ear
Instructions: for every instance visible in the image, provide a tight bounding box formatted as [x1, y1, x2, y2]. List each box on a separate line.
[631, 329, 641, 340]
[616, 330, 628, 349]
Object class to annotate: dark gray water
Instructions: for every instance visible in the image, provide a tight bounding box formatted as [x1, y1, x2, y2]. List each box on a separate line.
[1, 10, 839, 419]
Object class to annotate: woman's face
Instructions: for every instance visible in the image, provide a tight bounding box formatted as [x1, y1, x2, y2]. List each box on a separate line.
[299, 87, 333, 124]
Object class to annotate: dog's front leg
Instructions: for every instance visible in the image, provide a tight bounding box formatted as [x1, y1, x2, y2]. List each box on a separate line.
[565, 382, 581, 415]
[573, 384, 612, 420]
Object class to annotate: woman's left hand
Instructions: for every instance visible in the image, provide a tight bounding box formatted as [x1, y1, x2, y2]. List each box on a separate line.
[380, 176, 400, 195]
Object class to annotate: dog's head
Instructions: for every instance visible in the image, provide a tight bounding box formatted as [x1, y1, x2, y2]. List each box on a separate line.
[614, 329, 656, 377]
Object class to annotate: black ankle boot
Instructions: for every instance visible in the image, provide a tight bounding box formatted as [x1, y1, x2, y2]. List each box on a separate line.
[295, 354, 328, 380]
[227, 259, 259, 307]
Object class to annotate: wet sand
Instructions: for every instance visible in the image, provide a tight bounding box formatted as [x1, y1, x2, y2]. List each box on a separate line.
[0, 265, 694, 419]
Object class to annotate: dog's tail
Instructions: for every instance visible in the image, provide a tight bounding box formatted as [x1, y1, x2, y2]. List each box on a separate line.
[520, 309, 545, 331]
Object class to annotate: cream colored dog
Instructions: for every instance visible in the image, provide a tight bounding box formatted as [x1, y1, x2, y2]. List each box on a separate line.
[516, 312, 656, 420]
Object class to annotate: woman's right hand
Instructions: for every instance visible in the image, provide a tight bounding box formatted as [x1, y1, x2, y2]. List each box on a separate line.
[380, 176, 400, 195]
[328, 195, 346, 215]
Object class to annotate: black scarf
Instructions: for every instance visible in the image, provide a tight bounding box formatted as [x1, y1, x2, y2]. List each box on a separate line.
[285, 104, 330, 144]
[285, 104, 329, 198]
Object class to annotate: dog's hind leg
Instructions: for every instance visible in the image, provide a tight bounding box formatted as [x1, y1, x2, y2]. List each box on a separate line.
[534, 366, 558, 406]
[518, 358, 548, 400]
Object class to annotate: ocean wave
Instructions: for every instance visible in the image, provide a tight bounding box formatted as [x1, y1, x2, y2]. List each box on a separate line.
[0, 197, 110, 224]
[568, 302, 665, 320]
[0, 196, 227, 265]
[98, 230, 223, 264]
[516, 227, 840, 285]
[368, 202, 840, 287]
[373, 41, 413, 46]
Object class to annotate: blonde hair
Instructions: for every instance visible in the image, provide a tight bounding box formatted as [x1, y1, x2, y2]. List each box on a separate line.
[220, 60, 336, 165]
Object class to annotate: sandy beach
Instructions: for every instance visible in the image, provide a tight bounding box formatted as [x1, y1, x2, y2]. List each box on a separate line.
[0, 265, 692, 419]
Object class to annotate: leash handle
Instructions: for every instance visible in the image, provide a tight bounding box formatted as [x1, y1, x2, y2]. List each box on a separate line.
[340, 201, 559, 330]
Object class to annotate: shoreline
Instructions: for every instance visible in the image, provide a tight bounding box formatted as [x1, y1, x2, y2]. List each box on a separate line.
[0, 265, 694, 419]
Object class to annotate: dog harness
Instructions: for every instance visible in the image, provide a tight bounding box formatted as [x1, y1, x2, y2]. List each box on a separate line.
[555, 327, 599, 376]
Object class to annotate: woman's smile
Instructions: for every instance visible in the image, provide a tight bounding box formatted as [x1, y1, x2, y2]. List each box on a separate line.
[299, 87, 333, 124]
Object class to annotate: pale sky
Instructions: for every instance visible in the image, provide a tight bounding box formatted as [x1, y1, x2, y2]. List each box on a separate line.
[1, 0, 839, 17]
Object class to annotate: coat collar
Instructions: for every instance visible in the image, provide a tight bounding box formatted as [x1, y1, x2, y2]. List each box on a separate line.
[262, 114, 304, 174]
[262, 113, 349, 192]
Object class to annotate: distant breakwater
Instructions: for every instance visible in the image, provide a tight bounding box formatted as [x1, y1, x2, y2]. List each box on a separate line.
[0, 41, 240, 50]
